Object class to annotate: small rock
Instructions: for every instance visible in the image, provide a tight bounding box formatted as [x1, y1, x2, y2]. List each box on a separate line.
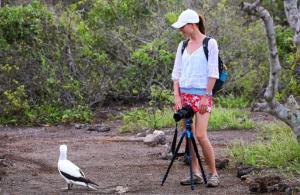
[145, 129, 154, 135]
[136, 132, 146, 137]
[278, 182, 290, 192]
[245, 177, 255, 185]
[241, 174, 251, 181]
[248, 175, 281, 193]
[293, 186, 300, 192]
[32, 172, 38, 176]
[143, 131, 166, 147]
[0, 170, 7, 180]
[87, 125, 110, 132]
[285, 187, 293, 194]
[215, 158, 229, 169]
[161, 151, 173, 160]
[237, 165, 255, 178]
[163, 129, 174, 135]
[249, 181, 261, 193]
[115, 186, 129, 194]
[0, 160, 8, 168]
[256, 175, 281, 186]
[267, 184, 279, 192]
[75, 124, 87, 129]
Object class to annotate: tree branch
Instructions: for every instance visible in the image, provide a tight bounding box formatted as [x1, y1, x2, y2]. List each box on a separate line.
[242, 1, 300, 143]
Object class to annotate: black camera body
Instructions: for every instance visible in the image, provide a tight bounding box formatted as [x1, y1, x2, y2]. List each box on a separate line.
[173, 105, 194, 122]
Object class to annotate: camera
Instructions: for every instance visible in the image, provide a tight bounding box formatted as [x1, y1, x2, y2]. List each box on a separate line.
[173, 105, 194, 122]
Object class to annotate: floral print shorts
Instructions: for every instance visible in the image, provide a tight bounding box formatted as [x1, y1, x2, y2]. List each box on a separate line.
[180, 92, 213, 113]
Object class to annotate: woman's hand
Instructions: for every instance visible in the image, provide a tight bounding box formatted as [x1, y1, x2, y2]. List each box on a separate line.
[174, 95, 182, 111]
[199, 95, 209, 114]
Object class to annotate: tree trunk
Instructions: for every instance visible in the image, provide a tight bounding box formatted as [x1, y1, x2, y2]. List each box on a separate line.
[284, 0, 300, 47]
[242, 0, 300, 143]
[283, 0, 300, 79]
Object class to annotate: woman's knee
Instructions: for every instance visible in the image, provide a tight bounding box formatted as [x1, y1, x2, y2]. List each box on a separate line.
[196, 133, 208, 143]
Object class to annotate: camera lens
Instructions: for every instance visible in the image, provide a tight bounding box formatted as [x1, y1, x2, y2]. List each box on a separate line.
[173, 105, 194, 122]
[173, 112, 183, 122]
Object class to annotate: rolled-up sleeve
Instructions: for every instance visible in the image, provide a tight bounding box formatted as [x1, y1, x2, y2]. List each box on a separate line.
[207, 39, 219, 79]
[171, 41, 183, 81]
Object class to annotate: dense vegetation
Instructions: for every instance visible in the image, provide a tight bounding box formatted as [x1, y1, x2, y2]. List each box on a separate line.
[0, 0, 298, 125]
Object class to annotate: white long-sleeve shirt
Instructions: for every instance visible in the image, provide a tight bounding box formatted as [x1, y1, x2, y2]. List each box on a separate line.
[171, 38, 219, 89]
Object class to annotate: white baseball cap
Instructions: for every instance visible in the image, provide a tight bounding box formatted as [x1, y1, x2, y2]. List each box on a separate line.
[171, 9, 199, 29]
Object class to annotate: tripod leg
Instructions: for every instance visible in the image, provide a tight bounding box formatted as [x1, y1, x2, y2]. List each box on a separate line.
[187, 136, 194, 190]
[161, 132, 185, 186]
[182, 136, 189, 164]
[171, 124, 178, 155]
[191, 136, 207, 184]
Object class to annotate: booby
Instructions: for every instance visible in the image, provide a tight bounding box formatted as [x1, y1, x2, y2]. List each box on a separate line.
[58, 144, 98, 190]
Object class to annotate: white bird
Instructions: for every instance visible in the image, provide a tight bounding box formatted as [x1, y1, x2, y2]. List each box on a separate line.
[58, 144, 98, 190]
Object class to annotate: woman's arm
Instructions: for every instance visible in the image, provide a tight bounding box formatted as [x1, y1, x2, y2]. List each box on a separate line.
[172, 41, 184, 111]
[173, 80, 182, 110]
[206, 78, 216, 95]
[206, 38, 219, 94]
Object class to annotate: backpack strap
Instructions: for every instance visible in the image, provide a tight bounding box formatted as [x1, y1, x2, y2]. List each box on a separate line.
[181, 39, 189, 55]
[181, 37, 211, 59]
[202, 36, 211, 61]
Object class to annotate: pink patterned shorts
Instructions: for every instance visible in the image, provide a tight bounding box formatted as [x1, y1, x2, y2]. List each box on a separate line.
[180, 92, 213, 113]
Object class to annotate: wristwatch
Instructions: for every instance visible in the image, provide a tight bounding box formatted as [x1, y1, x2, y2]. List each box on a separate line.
[205, 91, 212, 96]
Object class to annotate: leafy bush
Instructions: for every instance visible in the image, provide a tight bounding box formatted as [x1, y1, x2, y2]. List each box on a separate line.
[119, 107, 174, 133]
[0, 0, 299, 125]
[215, 94, 251, 109]
[24, 104, 93, 125]
[275, 25, 300, 99]
[209, 107, 254, 130]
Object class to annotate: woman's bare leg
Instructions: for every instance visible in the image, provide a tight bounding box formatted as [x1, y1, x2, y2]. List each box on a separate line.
[191, 112, 217, 175]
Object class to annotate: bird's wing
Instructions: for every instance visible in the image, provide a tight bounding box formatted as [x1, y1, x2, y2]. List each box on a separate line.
[58, 159, 83, 178]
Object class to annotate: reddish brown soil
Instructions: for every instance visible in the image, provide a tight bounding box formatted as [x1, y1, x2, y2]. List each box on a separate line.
[0, 112, 278, 194]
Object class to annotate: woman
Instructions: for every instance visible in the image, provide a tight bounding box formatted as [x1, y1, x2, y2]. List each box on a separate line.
[171, 9, 219, 187]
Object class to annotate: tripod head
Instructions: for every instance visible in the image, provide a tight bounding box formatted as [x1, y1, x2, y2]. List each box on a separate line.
[184, 118, 193, 132]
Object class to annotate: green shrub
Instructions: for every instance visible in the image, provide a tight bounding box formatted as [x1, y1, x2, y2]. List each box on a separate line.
[119, 107, 174, 133]
[24, 104, 93, 125]
[209, 107, 254, 130]
[215, 94, 251, 109]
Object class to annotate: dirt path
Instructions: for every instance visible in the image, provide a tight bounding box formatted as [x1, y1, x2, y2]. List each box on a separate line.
[0, 123, 259, 194]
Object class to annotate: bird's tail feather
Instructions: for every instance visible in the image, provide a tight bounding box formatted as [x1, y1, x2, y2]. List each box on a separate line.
[87, 184, 97, 190]
[86, 178, 98, 186]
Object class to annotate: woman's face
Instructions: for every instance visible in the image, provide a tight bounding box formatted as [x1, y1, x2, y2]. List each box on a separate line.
[179, 23, 194, 38]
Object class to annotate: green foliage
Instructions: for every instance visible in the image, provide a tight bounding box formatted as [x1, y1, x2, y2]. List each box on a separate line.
[0, 1, 47, 46]
[203, 0, 270, 98]
[25, 104, 93, 125]
[149, 85, 173, 107]
[117, 38, 175, 97]
[3, 85, 30, 114]
[275, 25, 300, 98]
[119, 107, 174, 133]
[61, 105, 93, 123]
[0, 1, 105, 124]
[230, 122, 300, 173]
[0, 0, 299, 125]
[165, 11, 178, 25]
[209, 108, 254, 130]
[215, 94, 251, 109]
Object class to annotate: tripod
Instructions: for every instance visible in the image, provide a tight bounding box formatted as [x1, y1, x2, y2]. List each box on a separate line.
[161, 118, 207, 190]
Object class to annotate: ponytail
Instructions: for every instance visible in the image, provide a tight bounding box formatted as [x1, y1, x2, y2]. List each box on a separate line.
[197, 15, 205, 35]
